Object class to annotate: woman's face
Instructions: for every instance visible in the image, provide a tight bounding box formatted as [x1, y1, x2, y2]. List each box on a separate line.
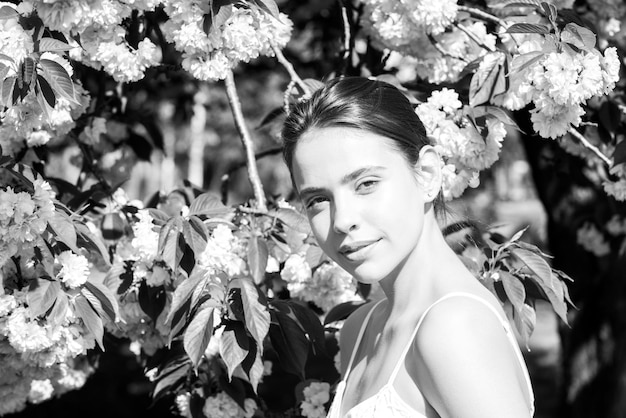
[291, 126, 428, 284]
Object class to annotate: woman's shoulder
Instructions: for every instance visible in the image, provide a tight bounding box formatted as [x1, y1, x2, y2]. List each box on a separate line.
[408, 292, 532, 417]
[414, 291, 508, 346]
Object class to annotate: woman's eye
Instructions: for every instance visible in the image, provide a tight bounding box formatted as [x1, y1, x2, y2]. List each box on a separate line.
[306, 196, 328, 210]
[356, 179, 378, 193]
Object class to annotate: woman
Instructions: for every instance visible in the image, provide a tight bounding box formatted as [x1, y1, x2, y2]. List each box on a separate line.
[282, 77, 535, 417]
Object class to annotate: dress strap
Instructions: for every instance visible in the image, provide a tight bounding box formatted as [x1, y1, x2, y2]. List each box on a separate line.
[388, 292, 530, 391]
[344, 299, 386, 379]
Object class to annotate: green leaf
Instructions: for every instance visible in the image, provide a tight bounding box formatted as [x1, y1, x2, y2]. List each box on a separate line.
[230, 278, 270, 346]
[513, 303, 536, 349]
[48, 210, 80, 253]
[1, 76, 16, 107]
[75, 223, 111, 267]
[277, 300, 327, 356]
[324, 300, 365, 325]
[189, 192, 229, 217]
[182, 216, 208, 256]
[183, 300, 218, 368]
[0, 5, 18, 20]
[83, 280, 119, 323]
[250, 0, 280, 18]
[159, 217, 184, 271]
[469, 52, 506, 107]
[244, 347, 264, 392]
[39, 58, 78, 105]
[138, 282, 167, 323]
[203, 2, 234, 37]
[166, 268, 206, 326]
[268, 310, 309, 379]
[490, 0, 542, 9]
[472, 106, 521, 131]
[561, 23, 596, 51]
[247, 235, 268, 285]
[152, 359, 191, 401]
[27, 279, 61, 319]
[514, 249, 568, 323]
[506, 23, 551, 34]
[36, 74, 56, 108]
[38, 38, 72, 53]
[74, 294, 105, 350]
[48, 292, 69, 328]
[509, 51, 546, 76]
[305, 244, 325, 268]
[512, 248, 553, 285]
[219, 322, 249, 380]
[540, 2, 557, 23]
[81, 286, 105, 318]
[509, 226, 529, 244]
[500, 270, 526, 313]
[612, 138, 626, 167]
[273, 207, 310, 234]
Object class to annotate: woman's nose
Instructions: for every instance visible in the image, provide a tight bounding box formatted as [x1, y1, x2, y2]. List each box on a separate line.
[331, 197, 358, 234]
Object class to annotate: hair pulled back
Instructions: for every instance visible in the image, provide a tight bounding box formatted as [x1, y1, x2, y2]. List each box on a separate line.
[281, 76, 432, 172]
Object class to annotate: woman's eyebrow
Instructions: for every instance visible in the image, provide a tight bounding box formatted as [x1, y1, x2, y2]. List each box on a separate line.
[340, 166, 386, 185]
[298, 166, 386, 199]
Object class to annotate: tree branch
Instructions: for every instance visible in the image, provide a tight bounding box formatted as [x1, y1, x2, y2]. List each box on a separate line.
[224, 71, 267, 212]
[568, 127, 612, 166]
[272, 44, 311, 99]
[457, 5, 508, 28]
[455, 23, 496, 52]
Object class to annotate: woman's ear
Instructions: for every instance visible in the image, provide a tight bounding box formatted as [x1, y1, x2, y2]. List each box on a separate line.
[414, 145, 442, 202]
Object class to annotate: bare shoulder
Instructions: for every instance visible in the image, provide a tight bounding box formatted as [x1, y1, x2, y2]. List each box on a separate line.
[337, 300, 381, 376]
[410, 295, 532, 418]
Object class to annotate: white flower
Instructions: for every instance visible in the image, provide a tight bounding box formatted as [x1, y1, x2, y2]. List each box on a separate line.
[26, 130, 52, 147]
[301, 381, 331, 418]
[132, 210, 159, 260]
[202, 391, 256, 418]
[601, 47, 621, 94]
[603, 178, 626, 201]
[294, 262, 359, 312]
[57, 251, 89, 288]
[530, 96, 585, 139]
[333, 351, 341, 374]
[576, 223, 610, 256]
[175, 392, 192, 418]
[28, 379, 54, 404]
[280, 253, 312, 291]
[145, 265, 170, 287]
[606, 215, 626, 236]
[6, 306, 53, 353]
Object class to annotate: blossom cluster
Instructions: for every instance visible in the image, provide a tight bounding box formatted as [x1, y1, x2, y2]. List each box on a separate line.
[281, 256, 360, 312]
[202, 392, 257, 418]
[0, 266, 96, 414]
[361, 1, 498, 84]
[25, 0, 161, 82]
[104, 208, 173, 355]
[493, 36, 620, 139]
[300, 381, 331, 418]
[162, 1, 293, 81]
[415, 88, 507, 199]
[0, 176, 55, 266]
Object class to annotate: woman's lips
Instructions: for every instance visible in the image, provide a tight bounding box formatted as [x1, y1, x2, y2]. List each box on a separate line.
[339, 239, 380, 261]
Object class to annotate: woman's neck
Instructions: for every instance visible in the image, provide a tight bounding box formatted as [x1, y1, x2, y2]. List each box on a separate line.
[378, 213, 463, 319]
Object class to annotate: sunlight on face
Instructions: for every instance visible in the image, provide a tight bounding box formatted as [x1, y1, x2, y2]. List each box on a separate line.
[292, 127, 428, 283]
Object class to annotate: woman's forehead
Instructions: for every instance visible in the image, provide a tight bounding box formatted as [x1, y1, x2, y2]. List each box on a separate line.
[292, 127, 409, 183]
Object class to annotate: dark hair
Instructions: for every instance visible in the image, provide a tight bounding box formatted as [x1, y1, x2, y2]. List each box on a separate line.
[282, 76, 431, 171]
[281, 76, 445, 213]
